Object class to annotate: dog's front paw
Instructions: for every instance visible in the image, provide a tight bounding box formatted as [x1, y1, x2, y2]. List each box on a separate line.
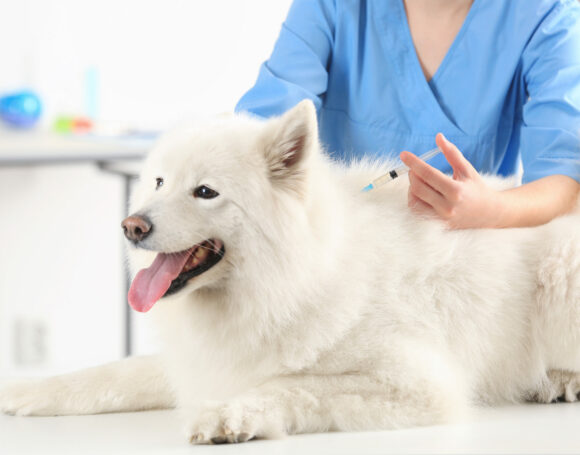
[186, 398, 285, 445]
[0, 380, 57, 416]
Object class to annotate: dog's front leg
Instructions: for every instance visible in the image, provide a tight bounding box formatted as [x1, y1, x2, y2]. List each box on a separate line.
[186, 371, 466, 444]
[0, 355, 175, 416]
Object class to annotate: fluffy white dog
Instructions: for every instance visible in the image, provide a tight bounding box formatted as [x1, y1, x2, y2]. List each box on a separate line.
[1, 100, 579, 444]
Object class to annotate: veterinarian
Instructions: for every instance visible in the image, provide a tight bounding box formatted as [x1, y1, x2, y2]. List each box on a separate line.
[236, 0, 580, 229]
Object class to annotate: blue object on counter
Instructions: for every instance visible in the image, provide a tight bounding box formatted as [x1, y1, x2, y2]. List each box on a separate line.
[0, 91, 42, 128]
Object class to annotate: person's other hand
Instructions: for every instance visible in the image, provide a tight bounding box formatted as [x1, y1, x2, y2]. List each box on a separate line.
[400, 133, 504, 229]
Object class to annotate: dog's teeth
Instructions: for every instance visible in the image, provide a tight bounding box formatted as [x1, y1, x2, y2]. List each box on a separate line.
[180, 241, 220, 275]
[182, 253, 198, 272]
[195, 248, 208, 259]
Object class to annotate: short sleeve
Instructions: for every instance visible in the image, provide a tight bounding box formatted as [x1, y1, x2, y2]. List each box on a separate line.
[520, 0, 580, 184]
[235, 0, 336, 118]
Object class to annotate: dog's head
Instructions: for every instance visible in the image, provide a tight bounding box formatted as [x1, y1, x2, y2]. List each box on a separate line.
[123, 100, 319, 312]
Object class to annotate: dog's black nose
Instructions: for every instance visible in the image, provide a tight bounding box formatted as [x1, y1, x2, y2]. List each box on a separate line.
[121, 215, 152, 242]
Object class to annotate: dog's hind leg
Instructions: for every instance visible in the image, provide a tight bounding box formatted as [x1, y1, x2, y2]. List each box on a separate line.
[535, 217, 580, 373]
[530, 370, 580, 403]
[527, 217, 580, 404]
[0, 355, 175, 416]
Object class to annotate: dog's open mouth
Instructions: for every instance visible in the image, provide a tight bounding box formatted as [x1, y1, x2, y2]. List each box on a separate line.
[165, 240, 225, 296]
[128, 239, 225, 313]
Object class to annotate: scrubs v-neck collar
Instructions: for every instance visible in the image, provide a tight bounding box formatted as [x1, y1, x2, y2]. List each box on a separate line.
[389, 0, 480, 136]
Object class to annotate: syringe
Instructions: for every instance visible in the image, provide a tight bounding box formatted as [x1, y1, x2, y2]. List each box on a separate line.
[361, 147, 442, 192]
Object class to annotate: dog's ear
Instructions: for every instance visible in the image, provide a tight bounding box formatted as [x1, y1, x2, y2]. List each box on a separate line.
[262, 99, 318, 191]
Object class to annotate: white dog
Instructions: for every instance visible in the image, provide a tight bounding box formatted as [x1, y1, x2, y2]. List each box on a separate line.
[1, 100, 579, 444]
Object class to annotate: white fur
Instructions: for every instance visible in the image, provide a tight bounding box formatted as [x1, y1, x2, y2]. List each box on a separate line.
[1, 100, 580, 445]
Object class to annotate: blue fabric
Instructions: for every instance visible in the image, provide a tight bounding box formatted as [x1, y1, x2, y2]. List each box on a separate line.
[236, 0, 580, 184]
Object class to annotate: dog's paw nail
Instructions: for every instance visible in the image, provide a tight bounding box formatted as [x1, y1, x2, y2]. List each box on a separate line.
[189, 433, 205, 444]
[223, 425, 233, 435]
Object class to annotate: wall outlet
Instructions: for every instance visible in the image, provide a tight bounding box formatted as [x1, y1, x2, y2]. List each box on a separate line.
[13, 318, 48, 366]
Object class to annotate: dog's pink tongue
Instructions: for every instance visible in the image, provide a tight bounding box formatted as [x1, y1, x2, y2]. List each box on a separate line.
[128, 251, 190, 313]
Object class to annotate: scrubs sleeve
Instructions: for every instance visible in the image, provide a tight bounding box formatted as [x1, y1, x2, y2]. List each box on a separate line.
[235, 0, 335, 117]
[520, 0, 580, 184]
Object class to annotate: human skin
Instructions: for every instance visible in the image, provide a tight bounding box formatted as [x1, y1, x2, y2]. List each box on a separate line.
[400, 134, 580, 229]
[404, 0, 474, 82]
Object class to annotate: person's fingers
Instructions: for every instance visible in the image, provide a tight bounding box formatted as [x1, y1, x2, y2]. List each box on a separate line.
[408, 187, 434, 215]
[401, 151, 459, 197]
[408, 171, 454, 219]
[435, 133, 475, 179]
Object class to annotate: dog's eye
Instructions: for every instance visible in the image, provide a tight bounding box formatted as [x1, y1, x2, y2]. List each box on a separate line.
[193, 185, 219, 199]
[155, 177, 164, 190]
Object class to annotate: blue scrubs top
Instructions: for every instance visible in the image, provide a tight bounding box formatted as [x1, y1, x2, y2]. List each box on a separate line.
[236, 0, 580, 184]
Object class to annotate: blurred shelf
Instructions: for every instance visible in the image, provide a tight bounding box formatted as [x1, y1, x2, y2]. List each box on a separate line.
[0, 131, 154, 167]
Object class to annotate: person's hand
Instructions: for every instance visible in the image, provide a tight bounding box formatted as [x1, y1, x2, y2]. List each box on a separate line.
[400, 133, 505, 229]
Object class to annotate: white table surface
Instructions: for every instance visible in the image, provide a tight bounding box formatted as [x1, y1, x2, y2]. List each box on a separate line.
[1, 403, 579, 454]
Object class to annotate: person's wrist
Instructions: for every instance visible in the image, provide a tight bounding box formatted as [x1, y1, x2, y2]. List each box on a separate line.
[490, 189, 516, 228]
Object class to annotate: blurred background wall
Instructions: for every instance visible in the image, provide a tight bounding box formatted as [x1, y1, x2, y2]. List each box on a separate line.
[0, 0, 292, 377]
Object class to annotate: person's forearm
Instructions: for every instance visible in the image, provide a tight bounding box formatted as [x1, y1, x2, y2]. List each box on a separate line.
[401, 134, 580, 229]
[496, 174, 580, 228]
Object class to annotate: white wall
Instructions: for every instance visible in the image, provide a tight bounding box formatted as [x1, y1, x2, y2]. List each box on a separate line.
[0, 166, 125, 375]
[0, 0, 292, 376]
[0, 0, 292, 127]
